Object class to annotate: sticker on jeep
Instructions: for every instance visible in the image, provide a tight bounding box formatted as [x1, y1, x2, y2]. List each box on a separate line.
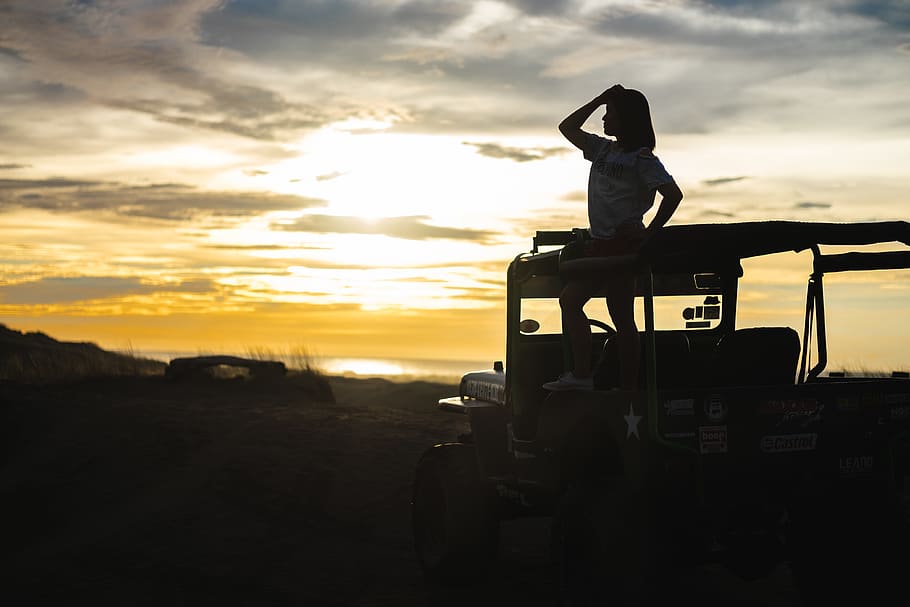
[839, 455, 874, 477]
[758, 398, 819, 416]
[463, 380, 505, 404]
[759, 398, 824, 428]
[699, 425, 727, 454]
[704, 395, 727, 423]
[884, 393, 910, 405]
[663, 398, 695, 416]
[760, 433, 818, 453]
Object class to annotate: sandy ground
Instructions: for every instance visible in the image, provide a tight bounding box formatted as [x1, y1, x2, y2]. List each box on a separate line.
[1, 375, 801, 606]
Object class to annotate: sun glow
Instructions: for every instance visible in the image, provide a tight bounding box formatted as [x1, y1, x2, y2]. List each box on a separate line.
[230, 127, 577, 224]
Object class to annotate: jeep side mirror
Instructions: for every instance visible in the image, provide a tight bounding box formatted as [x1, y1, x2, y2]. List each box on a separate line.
[519, 319, 540, 334]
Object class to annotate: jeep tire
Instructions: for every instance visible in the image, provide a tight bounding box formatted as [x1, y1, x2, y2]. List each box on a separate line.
[411, 443, 499, 583]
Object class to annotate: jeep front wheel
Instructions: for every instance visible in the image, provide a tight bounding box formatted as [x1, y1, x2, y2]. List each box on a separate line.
[411, 443, 498, 583]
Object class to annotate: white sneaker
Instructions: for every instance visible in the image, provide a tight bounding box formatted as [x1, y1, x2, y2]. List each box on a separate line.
[543, 371, 593, 391]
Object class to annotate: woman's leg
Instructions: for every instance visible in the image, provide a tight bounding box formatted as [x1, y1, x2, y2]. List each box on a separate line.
[559, 279, 597, 377]
[605, 272, 640, 390]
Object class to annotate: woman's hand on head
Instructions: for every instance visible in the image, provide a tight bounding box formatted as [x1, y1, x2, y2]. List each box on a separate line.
[596, 84, 625, 103]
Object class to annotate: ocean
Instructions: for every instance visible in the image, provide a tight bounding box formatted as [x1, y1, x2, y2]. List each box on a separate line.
[317, 356, 491, 383]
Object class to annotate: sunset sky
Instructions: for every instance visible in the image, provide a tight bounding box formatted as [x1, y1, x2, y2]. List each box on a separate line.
[1, 0, 908, 370]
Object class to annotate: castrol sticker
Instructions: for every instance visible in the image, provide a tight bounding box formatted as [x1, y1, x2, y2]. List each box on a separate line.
[760, 433, 818, 453]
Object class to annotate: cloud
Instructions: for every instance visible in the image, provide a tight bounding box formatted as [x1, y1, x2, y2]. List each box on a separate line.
[243, 169, 269, 177]
[696, 209, 738, 218]
[4, 0, 905, 145]
[0, 163, 29, 170]
[703, 176, 749, 186]
[104, 95, 328, 141]
[0, 46, 24, 61]
[570, 1, 906, 135]
[500, 0, 575, 16]
[202, 244, 327, 251]
[842, 0, 910, 29]
[0, 276, 216, 305]
[207, 1, 471, 45]
[0, 178, 326, 220]
[560, 190, 586, 202]
[541, 39, 649, 78]
[381, 46, 465, 67]
[316, 171, 345, 182]
[794, 201, 832, 209]
[463, 141, 570, 162]
[0, 177, 93, 189]
[272, 214, 495, 242]
[198, 2, 576, 134]
[0, 1, 335, 140]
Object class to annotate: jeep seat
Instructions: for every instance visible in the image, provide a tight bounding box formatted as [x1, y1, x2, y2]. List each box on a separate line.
[711, 327, 801, 386]
[594, 331, 692, 389]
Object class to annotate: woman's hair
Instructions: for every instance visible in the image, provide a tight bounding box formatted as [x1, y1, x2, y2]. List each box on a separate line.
[608, 87, 656, 151]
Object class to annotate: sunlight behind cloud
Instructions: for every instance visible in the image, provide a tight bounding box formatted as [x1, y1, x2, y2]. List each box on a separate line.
[447, 0, 518, 40]
[316, 234, 490, 267]
[125, 145, 242, 169]
[257, 129, 579, 227]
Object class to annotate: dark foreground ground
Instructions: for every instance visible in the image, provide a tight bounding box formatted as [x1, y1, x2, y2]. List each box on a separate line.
[1, 375, 800, 606]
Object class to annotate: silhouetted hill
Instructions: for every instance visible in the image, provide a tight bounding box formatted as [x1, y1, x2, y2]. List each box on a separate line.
[0, 323, 166, 382]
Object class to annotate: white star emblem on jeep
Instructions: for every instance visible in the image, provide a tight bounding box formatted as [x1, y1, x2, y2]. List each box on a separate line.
[624, 402, 642, 439]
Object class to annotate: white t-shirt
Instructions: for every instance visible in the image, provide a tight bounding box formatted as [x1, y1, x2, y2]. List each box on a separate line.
[583, 133, 674, 239]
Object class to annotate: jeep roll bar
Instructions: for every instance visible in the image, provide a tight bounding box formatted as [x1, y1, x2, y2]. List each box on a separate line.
[799, 247, 910, 383]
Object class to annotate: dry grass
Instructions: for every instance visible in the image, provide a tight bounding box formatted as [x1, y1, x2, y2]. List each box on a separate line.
[243, 344, 325, 376]
[825, 365, 909, 378]
[0, 325, 166, 383]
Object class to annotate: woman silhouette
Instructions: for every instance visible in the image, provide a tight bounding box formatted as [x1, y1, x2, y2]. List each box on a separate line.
[543, 85, 683, 391]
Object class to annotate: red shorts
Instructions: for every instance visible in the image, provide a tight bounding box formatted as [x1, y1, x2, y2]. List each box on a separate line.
[584, 224, 645, 257]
